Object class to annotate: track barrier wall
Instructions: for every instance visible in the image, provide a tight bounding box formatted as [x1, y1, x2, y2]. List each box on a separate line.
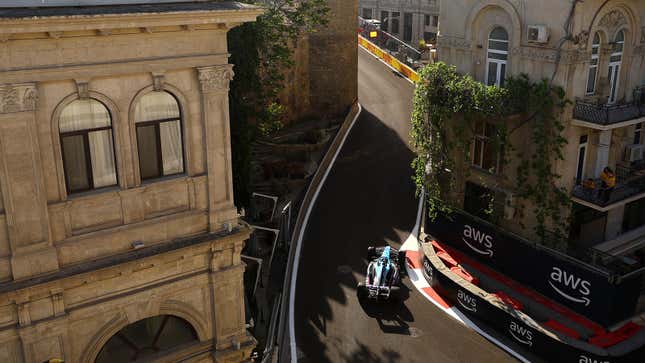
[425, 212, 642, 327]
[358, 35, 420, 83]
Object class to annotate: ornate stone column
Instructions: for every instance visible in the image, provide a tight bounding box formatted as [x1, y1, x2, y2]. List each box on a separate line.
[0, 83, 58, 279]
[197, 65, 238, 232]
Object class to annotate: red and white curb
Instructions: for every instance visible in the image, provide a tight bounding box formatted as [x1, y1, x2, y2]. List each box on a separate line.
[401, 193, 531, 363]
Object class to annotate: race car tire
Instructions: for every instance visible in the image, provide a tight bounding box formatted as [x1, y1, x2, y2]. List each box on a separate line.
[389, 285, 401, 300]
[357, 283, 368, 300]
[397, 249, 407, 275]
[367, 246, 379, 261]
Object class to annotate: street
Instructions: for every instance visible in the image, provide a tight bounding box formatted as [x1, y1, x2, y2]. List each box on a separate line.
[291, 47, 518, 362]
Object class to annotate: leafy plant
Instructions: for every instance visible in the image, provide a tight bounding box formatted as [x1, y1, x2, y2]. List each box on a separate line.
[228, 0, 329, 208]
[411, 63, 571, 245]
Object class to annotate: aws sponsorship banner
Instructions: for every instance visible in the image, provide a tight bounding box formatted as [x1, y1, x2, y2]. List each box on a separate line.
[422, 257, 645, 363]
[425, 212, 642, 326]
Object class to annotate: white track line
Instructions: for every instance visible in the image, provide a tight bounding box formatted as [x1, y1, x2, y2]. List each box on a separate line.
[402, 191, 530, 363]
[288, 104, 362, 362]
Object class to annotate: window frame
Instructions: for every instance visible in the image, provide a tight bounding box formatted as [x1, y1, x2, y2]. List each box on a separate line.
[608, 30, 625, 105]
[471, 120, 501, 173]
[134, 91, 186, 182]
[485, 27, 509, 87]
[586, 33, 601, 95]
[59, 98, 119, 194]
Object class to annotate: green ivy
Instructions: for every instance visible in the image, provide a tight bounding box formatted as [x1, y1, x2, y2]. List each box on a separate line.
[411, 63, 571, 245]
[228, 1, 329, 209]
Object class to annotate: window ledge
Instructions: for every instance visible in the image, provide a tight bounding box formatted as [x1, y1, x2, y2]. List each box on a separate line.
[65, 185, 121, 201]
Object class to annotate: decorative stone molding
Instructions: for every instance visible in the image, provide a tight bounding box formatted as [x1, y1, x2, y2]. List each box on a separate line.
[51, 289, 65, 317]
[197, 65, 235, 93]
[0, 83, 37, 114]
[75, 80, 90, 99]
[152, 72, 165, 91]
[438, 35, 471, 49]
[599, 10, 627, 32]
[17, 301, 31, 326]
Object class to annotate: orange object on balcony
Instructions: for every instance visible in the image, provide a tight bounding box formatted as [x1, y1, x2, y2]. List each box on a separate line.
[600, 167, 616, 188]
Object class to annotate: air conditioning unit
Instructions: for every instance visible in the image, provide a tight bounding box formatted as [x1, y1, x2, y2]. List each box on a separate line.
[625, 144, 645, 162]
[528, 25, 549, 43]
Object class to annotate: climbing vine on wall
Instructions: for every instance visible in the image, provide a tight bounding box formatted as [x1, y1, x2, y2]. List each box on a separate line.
[411, 62, 571, 244]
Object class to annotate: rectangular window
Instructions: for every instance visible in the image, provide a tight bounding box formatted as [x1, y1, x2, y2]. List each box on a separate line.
[391, 12, 400, 34]
[472, 121, 500, 173]
[432, 15, 439, 27]
[362, 8, 372, 20]
[623, 197, 645, 232]
[137, 124, 161, 180]
[576, 135, 588, 184]
[425, 15, 430, 26]
[381, 11, 388, 32]
[61, 134, 91, 192]
[403, 13, 413, 41]
[464, 182, 498, 222]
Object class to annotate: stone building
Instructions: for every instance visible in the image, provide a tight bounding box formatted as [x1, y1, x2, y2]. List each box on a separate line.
[0, 1, 262, 362]
[280, 0, 358, 122]
[437, 0, 645, 266]
[359, 0, 439, 46]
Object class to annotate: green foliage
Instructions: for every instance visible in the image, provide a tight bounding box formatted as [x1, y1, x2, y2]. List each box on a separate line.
[411, 62, 571, 243]
[228, 1, 329, 208]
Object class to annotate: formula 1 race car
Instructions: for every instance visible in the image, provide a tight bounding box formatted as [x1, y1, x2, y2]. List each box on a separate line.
[357, 245, 406, 301]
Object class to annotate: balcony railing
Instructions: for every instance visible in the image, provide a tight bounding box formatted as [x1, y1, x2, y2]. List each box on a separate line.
[573, 87, 645, 126]
[572, 163, 645, 208]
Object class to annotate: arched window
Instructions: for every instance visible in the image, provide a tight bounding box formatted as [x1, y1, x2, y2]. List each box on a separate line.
[486, 27, 509, 87]
[608, 30, 625, 104]
[134, 91, 185, 180]
[586, 33, 601, 94]
[95, 315, 198, 362]
[59, 99, 117, 193]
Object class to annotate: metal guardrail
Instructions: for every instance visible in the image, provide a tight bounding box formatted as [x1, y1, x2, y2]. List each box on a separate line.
[572, 163, 645, 209]
[573, 87, 645, 125]
[358, 16, 424, 70]
[274, 103, 361, 362]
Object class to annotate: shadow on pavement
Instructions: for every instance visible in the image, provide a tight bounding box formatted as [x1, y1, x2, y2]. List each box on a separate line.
[294, 105, 418, 362]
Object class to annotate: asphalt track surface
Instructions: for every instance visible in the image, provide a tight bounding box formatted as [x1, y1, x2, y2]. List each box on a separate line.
[292, 47, 518, 362]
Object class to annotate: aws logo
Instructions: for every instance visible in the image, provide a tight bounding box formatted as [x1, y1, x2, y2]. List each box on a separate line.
[549, 267, 591, 306]
[457, 289, 477, 312]
[509, 321, 533, 346]
[462, 225, 493, 257]
[578, 355, 610, 363]
[422, 257, 433, 283]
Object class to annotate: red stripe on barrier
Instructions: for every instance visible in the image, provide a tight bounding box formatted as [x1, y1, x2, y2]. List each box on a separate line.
[422, 286, 452, 309]
[405, 249, 422, 269]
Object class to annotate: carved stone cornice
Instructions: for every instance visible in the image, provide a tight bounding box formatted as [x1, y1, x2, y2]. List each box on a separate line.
[599, 10, 627, 33]
[437, 35, 471, 49]
[197, 65, 234, 93]
[0, 83, 37, 114]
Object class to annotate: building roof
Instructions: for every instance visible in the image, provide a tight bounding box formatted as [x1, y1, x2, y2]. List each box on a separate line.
[0, 1, 258, 19]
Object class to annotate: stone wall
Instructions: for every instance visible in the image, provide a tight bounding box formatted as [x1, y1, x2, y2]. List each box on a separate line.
[0, 4, 261, 362]
[281, 0, 358, 123]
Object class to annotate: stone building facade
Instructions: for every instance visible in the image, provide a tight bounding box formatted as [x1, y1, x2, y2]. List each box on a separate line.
[0, 1, 262, 362]
[359, 0, 439, 46]
[438, 1, 645, 268]
[280, 0, 358, 123]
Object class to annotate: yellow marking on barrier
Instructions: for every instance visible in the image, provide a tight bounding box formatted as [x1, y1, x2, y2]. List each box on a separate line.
[358, 35, 419, 83]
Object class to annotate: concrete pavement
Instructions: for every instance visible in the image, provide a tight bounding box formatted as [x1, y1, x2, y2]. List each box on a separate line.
[291, 47, 518, 363]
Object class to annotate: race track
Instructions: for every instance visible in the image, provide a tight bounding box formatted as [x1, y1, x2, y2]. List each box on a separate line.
[292, 47, 518, 363]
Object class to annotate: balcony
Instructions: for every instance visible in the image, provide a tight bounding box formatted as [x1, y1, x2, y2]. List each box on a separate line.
[572, 87, 645, 129]
[572, 163, 645, 210]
